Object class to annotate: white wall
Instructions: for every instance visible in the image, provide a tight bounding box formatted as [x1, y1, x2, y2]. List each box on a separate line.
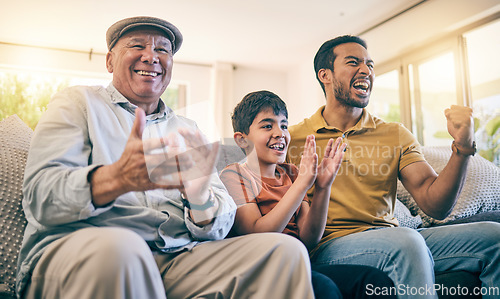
[232, 65, 287, 101]
[231, 62, 323, 137]
[0, 43, 109, 80]
[286, 61, 325, 127]
[169, 62, 214, 140]
[231, 65, 288, 133]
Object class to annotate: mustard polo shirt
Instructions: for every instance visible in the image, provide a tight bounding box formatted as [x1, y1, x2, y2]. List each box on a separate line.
[287, 106, 425, 254]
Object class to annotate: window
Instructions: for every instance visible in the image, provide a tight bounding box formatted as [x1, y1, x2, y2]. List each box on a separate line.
[0, 68, 108, 129]
[465, 19, 500, 165]
[410, 52, 457, 146]
[161, 82, 187, 113]
[373, 16, 500, 165]
[368, 69, 400, 123]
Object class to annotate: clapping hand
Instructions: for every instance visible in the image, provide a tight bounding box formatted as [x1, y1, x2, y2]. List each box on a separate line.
[175, 128, 219, 204]
[296, 135, 319, 189]
[144, 128, 219, 202]
[111, 108, 192, 193]
[315, 137, 346, 190]
[118, 108, 218, 195]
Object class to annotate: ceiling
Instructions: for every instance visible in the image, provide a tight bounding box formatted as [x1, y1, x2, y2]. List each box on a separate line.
[1, 0, 499, 71]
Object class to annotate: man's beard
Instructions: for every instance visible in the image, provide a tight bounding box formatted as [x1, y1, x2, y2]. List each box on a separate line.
[333, 78, 369, 109]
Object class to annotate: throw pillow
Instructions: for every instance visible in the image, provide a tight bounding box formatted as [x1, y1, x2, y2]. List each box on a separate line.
[397, 146, 500, 227]
[0, 115, 32, 298]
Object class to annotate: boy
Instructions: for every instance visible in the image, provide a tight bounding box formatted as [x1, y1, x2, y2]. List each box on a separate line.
[220, 90, 396, 298]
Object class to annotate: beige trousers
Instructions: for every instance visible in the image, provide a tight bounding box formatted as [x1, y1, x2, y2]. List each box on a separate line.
[24, 227, 313, 299]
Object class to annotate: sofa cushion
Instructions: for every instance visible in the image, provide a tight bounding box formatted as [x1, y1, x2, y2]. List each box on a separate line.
[0, 115, 32, 298]
[394, 199, 423, 229]
[435, 210, 500, 226]
[216, 144, 246, 173]
[397, 146, 500, 227]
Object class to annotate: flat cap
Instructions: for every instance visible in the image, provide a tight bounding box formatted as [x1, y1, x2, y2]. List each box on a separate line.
[106, 16, 183, 53]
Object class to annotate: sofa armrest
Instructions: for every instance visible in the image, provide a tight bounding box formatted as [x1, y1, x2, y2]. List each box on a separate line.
[0, 115, 33, 298]
[397, 146, 500, 227]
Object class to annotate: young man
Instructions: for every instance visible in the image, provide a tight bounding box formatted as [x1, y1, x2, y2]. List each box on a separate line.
[17, 17, 315, 298]
[287, 35, 500, 299]
[221, 90, 397, 299]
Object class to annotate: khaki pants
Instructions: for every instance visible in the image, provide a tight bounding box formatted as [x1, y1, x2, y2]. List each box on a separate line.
[24, 227, 313, 299]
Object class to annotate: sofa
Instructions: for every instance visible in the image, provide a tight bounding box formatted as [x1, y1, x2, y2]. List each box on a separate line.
[393, 147, 500, 299]
[1, 114, 499, 298]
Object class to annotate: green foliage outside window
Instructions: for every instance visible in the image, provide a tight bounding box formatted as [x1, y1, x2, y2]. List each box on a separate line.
[475, 114, 500, 166]
[161, 87, 180, 111]
[0, 73, 69, 129]
[380, 103, 401, 123]
[1, 72, 182, 130]
[431, 116, 500, 166]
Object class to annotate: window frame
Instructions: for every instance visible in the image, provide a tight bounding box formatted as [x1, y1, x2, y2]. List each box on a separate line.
[372, 13, 500, 145]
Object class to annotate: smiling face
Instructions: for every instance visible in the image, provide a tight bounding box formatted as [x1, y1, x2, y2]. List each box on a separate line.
[106, 27, 173, 114]
[330, 42, 374, 108]
[242, 109, 290, 171]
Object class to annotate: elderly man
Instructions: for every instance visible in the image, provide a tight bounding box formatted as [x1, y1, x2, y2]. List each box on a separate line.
[17, 16, 314, 299]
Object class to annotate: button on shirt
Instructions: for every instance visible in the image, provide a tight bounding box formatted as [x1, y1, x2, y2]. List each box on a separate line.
[17, 84, 236, 296]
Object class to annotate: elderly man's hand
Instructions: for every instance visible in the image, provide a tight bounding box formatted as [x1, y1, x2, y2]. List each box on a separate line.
[90, 108, 219, 208]
[175, 128, 219, 205]
[445, 105, 475, 148]
[126, 108, 219, 196]
[140, 121, 219, 203]
[114, 108, 194, 192]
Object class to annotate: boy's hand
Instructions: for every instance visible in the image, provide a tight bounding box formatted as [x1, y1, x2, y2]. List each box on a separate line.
[315, 137, 346, 190]
[296, 135, 318, 189]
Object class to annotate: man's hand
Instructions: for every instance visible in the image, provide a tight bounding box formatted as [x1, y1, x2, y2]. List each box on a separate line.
[445, 105, 474, 147]
[399, 105, 475, 219]
[90, 108, 206, 207]
[315, 137, 346, 190]
[176, 127, 220, 205]
[114, 108, 195, 192]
